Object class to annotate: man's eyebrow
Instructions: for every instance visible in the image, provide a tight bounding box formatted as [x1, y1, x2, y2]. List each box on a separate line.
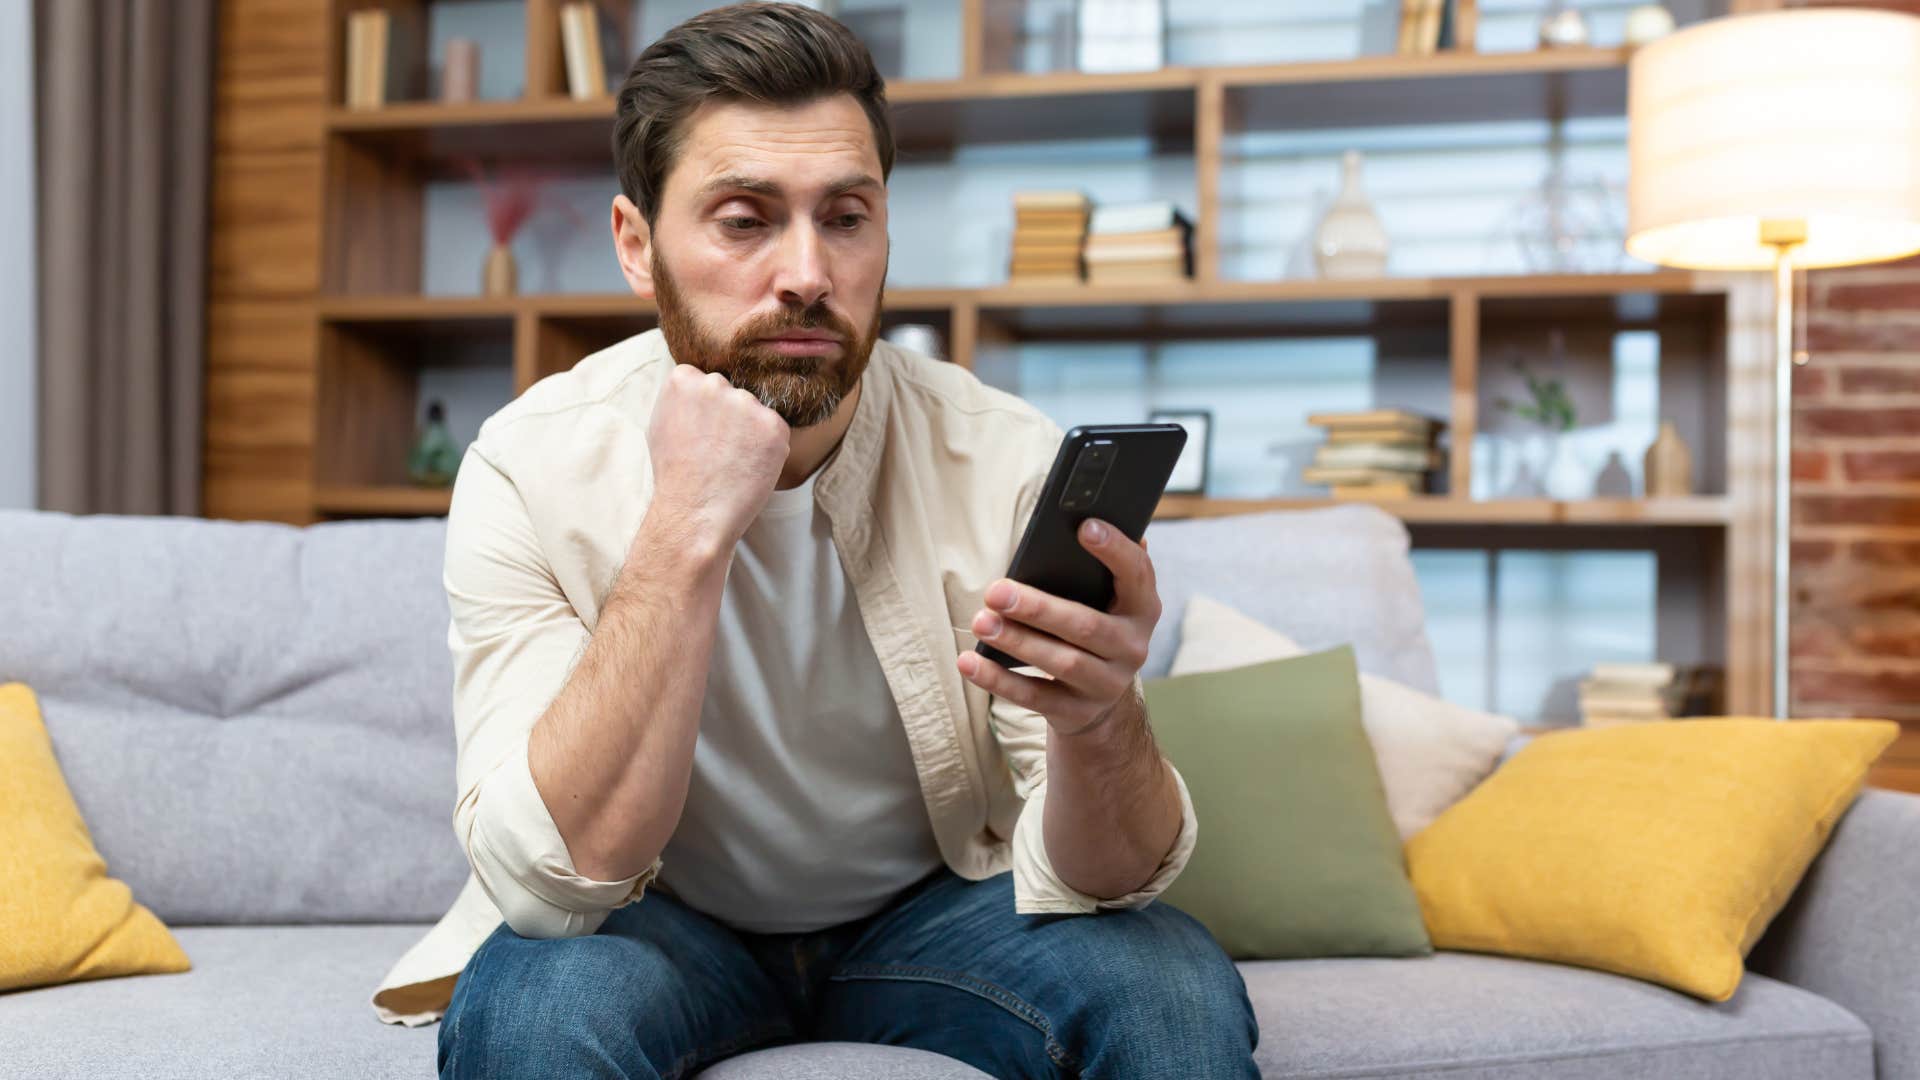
[694, 172, 884, 203]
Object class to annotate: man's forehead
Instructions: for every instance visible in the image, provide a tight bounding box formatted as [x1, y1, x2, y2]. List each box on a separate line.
[673, 97, 884, 202]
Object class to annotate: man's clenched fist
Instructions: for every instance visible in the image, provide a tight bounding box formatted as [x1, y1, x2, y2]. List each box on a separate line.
[645, 364, 790, 550]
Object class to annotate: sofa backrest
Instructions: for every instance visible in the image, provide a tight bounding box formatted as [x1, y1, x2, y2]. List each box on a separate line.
[0, 502, 1437, 926]
[0, 510, 469, 926]
[1142, 504, 1440, 693]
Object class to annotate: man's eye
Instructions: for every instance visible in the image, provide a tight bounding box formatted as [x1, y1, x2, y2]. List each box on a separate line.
[721, 217, 761, 232]
[833, 214, 866, 230]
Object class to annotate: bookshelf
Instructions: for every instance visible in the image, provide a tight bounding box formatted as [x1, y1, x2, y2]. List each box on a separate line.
[204, 0, 1787, 717]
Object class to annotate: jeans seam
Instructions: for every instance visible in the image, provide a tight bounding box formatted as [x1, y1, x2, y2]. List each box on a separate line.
[442, 993, 464, 1078]
[827, 961, 1081, 1071]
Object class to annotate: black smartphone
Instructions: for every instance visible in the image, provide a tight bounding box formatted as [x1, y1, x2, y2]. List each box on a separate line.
[975, 423, 1188, 670]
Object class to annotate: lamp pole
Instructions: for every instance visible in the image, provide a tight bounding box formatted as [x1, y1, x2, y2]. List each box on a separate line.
[1763, 219, 1806, 720]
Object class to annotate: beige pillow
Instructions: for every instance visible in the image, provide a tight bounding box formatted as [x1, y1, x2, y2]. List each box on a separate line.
[1171, 595, 1517, 839]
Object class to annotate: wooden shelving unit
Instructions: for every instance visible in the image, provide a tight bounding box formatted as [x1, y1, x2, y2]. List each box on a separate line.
[294, 0, 1777, 714]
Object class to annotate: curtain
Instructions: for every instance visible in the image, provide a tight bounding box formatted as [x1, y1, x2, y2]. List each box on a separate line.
[35, 0, 215, 515]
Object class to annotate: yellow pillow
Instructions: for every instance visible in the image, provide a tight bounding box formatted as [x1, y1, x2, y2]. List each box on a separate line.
[1406, 717, 1896, 1001]
[0, 682, 190, 991]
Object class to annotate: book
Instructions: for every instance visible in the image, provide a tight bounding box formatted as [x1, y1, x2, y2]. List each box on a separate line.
[1332, 479, 1419, 499]
[1592, 661, 1678, 687]
[1088, 267, 1187, 285]
[1453, 0, 1479, 52]
[1082, 243, 1187, 263]
[1303, 466, 1427, 487]
[1012, 190, 1091, 211]
[344, 11, 373, 109]
[1312, 443, 1440, 471]
[1414, 0, 1446, 55]
[344, 9, 421, 109]
[1014, 209, 1091, 225]
[1010, 259, 1084, 274]
[1396, 0, 1419, 55]
[560, 1, 613, 101]
[1328, 426, 1436, 447]
[1085, 224, 1189, 250]
[1013, 227, 1090, 245]
[1088, 202, 1192, 235]
[1309, 410, 1443, 439]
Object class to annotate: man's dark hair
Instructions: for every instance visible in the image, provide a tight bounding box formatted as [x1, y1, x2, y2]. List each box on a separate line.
[613, 2, 895, 228]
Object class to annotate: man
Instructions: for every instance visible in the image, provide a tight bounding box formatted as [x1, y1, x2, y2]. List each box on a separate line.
[373, 4, 1258, 1076]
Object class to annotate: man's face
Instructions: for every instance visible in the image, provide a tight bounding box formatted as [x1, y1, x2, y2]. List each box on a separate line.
[620, 94, 889, 429]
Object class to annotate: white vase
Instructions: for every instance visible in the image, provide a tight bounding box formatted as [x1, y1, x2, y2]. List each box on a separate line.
[1313, 151, 1390, 280]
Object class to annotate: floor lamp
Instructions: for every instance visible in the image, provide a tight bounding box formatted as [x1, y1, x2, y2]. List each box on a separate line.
[1624, 8, 1920, 717]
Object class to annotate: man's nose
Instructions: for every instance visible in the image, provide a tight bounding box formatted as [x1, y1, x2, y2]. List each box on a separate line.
[773, 219, 831, 310]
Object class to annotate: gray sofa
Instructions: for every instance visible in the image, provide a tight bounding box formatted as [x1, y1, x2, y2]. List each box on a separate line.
[1, 505, 1914, 1079]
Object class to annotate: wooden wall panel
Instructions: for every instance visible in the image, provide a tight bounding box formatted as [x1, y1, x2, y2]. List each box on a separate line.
[203, 0, 331, 523]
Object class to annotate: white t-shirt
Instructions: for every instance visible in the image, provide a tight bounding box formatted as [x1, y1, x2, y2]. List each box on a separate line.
[652, 464, 945, 933]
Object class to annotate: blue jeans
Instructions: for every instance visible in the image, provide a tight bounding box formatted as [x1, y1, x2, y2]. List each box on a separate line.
[438, 866, 1259, 1079]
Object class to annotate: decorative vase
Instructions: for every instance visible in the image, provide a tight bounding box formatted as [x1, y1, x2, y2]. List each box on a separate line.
[1313, 150, 1389, 280]
[1539, 6, 1590, 48]
[408, 400, 461, 488]
[483, 244, 517, 296]
[1644, 420, 1694, 496]
[1624, 5, 1676, 47]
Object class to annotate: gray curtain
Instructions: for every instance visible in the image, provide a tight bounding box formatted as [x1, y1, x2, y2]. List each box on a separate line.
[35, 0, 215, 515]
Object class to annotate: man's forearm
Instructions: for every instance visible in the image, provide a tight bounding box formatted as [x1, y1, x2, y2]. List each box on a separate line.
[526, 508, 731, 882]
[1042, 690, 1183, 901]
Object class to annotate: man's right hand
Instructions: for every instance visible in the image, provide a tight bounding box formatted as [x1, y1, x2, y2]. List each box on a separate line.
[644, 364, 790, 551]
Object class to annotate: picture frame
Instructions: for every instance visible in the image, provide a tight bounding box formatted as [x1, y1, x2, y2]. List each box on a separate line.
[1149, 408, 1212, 495]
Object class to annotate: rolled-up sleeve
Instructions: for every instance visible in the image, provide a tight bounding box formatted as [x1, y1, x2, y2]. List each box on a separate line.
[991, 685, 1200, 914]
[444, 443, 661, 940]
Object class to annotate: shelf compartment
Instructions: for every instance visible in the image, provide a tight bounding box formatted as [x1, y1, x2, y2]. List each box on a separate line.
[314, 313, 514, 494]
[320, 47, 1646, 166]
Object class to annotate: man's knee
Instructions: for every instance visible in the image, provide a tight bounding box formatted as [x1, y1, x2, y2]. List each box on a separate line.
[1072, 904, 1258, 1075]
[439, 926, 682, 1080]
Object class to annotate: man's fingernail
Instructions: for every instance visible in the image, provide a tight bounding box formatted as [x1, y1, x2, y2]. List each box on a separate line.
[987, 582, 1015, 610]
[979, 613, 1003, 638]
[1084, 519, 1108, 544]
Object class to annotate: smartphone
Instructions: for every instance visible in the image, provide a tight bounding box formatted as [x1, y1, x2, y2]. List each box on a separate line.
[975, 423, 1188, 670]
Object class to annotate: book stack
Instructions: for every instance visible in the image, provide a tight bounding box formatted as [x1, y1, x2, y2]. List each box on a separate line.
[1302, 409, 1444, 499]
[1009, 191, 1090, 285]
[343, 8, 422, 110]
[1084, 202, 1193, 285]
[1579, 662, 1681, 727]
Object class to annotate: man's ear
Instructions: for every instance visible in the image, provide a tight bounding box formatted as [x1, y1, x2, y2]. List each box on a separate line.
[612, 194, 654, 298]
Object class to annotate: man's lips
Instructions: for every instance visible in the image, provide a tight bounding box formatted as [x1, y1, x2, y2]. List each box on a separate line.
[759, 331, 842, 355]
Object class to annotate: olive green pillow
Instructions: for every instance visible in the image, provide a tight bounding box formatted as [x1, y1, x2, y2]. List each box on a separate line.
[1148, 645, 1432, 960]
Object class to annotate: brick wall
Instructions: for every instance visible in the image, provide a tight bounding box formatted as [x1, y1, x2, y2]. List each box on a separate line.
[1795, 255, 1920, 792]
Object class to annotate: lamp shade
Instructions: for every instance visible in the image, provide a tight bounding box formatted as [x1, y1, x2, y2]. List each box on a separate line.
[1627, 8, 1920, 270]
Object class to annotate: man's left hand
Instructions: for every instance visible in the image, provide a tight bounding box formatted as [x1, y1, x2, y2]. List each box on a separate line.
[957, 518, 1161, 736]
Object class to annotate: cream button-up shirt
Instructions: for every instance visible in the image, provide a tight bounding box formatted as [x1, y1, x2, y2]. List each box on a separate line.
[370, 328, 1199, 1026]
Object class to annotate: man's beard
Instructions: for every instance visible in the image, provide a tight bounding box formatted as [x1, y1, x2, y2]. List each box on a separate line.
[652, 253, 883, 429]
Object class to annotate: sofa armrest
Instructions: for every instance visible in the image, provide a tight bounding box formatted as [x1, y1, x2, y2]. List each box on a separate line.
[1748, 788, 1920, 1079]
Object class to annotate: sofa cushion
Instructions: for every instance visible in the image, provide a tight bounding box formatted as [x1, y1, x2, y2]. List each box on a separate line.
[1245, 952, 1872, 1079]
[0, 925, 989, 1079]
[1406, 719, 1898, 1002]
[0, 928, 1871, 1080]
[0, 682, 190, 992]
[1147, 647, 1431, 960]
[1142, 505, 1440, 692]
[0, 511, 469, 925]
